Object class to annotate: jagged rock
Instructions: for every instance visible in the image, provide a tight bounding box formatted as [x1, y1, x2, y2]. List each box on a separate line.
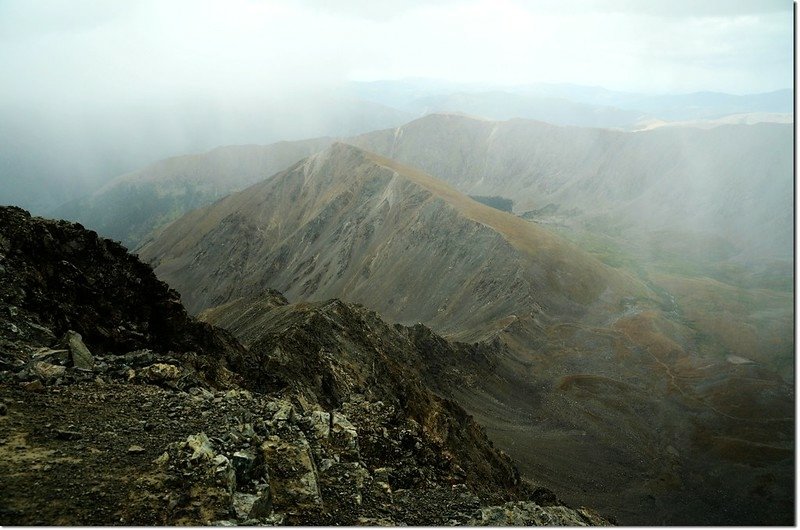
[307, 410, 331, 439]
[32, 361, 67, 380]
[139, 363, 181, 384]
[31, 348, 69, 364]
[260, 433, 321, 511]
[249, 485, 273, 519]
[331, 412, 359, 457]
[267, 400, 296, 425]
[62, 330, 94, 370]
[189, 386, 215, 399]
[225, 389, 252, 401]
[232, 450, 256, 484]
[128, 445, 146, 453]
[22, 380, 44, 392]
[186, 433, 215, 461]
[469, 501, 608, 526]
[233, 492, 259, 519]
[212, 454, 237, 495]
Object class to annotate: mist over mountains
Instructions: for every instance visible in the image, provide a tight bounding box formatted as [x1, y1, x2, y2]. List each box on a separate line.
[127, 134, 792, 524]
[3, 79, 792, 218]
[0, 59, 793, 529]
[0, 93, 412, 215]
[0, 0, 794, 524]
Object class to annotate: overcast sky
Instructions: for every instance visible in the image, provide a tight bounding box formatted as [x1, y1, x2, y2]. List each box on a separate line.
[0, 0, 793, 109]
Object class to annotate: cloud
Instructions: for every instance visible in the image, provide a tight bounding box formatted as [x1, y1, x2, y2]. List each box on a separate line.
[0, 0, 792, 109]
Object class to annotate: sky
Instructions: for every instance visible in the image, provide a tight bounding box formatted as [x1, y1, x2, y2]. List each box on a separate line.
[0, 0, 793, 110]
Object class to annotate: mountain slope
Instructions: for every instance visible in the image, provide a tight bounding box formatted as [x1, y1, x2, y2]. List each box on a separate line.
[139, 142, 651, 341]
[55, 138, 334, 249]
[137, 145, 793, 525]
[0, 205, 612, 526]
[350, 113, 793, 261]
[1, 94, 413, 217]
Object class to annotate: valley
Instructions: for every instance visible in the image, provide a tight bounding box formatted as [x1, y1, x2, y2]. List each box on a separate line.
[0, 1, 793, 526]
[132, 136, 792, 524]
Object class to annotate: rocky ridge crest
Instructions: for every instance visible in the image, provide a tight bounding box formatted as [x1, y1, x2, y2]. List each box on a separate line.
[0, 206, 609, 526]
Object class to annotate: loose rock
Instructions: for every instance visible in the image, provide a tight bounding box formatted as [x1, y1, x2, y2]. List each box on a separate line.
[62, 330, 94, 370]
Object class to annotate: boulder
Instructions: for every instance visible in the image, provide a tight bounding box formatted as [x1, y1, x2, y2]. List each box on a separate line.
[232, 450, 256, 484]
[307, 410, 331, 439]
[186, 433, 215, 462]
[260, 433, 321, 511]
[32, 361, 66, 380]
[140, 363, 181, 384]
[469, 501, 607, 526]
[62, 331, 94, 370]
[249, 485, 273, 519]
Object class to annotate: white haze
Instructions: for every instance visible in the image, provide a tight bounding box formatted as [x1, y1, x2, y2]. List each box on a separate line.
[0, 0, 793, 213]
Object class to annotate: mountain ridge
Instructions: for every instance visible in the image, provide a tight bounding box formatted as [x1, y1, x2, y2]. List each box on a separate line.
[140, 142, 652, 341]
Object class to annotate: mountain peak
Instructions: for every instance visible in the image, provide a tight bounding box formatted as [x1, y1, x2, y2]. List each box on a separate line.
[140, 146, 649, 341]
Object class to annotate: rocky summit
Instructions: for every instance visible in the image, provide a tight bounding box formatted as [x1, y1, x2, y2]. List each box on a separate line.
[0, 205, 610, 526]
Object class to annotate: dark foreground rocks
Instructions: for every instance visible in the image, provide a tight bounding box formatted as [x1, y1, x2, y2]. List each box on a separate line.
[0, 206, 610, 525]
[0, 378, 608, 525]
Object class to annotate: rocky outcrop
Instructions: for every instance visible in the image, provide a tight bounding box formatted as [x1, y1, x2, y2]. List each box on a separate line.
[123, 388, 605, 526]
[0, 205, 249, 388]
[200, 295, 525, 499]
[0, 206, 611, 525]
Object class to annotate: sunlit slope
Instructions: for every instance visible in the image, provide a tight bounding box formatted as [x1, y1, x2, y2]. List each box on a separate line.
[351, 114, 792, 260]
[56, 138, 334, 248]
[140, 142, 651, 340]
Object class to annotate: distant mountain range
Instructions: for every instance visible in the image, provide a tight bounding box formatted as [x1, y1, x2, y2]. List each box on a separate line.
[58, 113, 792, 266]
[56, 138, 333, 248]
[0, 95, 412, 215]
[351, 114, 792, 261]
[1, 80, 790, 217]
[350, 79, 792, 122]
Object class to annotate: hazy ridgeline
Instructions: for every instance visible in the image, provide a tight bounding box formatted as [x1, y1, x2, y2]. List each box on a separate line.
[0, 0, 793, 525]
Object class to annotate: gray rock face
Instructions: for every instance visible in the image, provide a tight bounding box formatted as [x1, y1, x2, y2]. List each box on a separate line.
[260, 433, 322, 511]
[63, 330, 94, 370]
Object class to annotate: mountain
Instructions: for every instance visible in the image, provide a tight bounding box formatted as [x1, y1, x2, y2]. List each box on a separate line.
[0, 94, 412, 217]
[55, 138, 334, 249]
[349, 79, 793, 122]
[0, 205, 616, 526]
[138, 143, 793, 525]
[49, 89, 791, 252]
[403, 92, 649, 129]
[138, 142, 650, 340]
[350, 113, 793, 262]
